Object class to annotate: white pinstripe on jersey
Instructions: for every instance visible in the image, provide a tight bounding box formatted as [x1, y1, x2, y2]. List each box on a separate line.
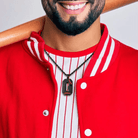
[47, 54, 91, 138]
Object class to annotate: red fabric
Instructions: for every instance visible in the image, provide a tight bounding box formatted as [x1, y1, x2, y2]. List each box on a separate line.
[76, 44, 138, 138]
[0, 31, 138, 138]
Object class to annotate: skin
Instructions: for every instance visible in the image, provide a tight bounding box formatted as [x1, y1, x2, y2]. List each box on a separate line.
[41, 0, 105, 52]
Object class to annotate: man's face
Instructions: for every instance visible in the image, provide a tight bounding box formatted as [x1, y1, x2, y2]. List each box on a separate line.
[41, 0, 105, 36]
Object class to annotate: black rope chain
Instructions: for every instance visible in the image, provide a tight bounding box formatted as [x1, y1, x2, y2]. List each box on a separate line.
[44, 49, 94, 79]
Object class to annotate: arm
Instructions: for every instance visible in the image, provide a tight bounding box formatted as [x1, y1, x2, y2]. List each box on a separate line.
[0, 0, 137, 47]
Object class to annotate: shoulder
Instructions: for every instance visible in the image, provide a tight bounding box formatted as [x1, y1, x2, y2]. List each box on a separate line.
[0, 40, 33, 70]
[0, 40, 28, 60]
[0, 40, 24, 54]
[111, 37, 138, 59]
[116, 40, 138, 60]
[114, 39, 138, 69]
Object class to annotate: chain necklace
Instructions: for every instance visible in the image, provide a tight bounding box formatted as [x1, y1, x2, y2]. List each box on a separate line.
[44, 49, 94, 96]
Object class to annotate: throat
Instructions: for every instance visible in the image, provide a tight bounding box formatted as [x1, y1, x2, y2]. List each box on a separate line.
[41, 16, 101, 52]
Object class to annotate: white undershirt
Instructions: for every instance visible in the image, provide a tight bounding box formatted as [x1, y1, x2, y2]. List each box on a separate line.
[44, 52, 92, 138]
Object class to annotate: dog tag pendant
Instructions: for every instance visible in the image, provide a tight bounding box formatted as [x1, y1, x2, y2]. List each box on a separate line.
[62, 79, 73, 96]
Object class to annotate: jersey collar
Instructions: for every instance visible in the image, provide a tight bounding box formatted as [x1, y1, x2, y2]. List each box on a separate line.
[22, 24, 120, 78]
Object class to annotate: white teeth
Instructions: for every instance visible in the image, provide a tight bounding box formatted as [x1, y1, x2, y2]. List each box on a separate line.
[70, 5, 74, 10]
[67, 5, 70, 9]
[62, 3, 86, 10]
[74, 5, 79, 9]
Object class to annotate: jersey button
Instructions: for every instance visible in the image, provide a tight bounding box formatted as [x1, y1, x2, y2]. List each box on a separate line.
[81, 82, 87, 89]
[84, 129, 92, 136]
[43, 110, 49, 116]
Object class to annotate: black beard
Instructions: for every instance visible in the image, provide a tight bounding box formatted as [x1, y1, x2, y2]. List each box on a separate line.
[52, 7, 103, 36]
[41, 0, 105, 36]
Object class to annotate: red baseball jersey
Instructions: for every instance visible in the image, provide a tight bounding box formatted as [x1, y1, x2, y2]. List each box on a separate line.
[0, 24, 138, 138]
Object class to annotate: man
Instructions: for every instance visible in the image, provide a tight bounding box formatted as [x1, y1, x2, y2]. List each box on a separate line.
[0, 0, 138, 138]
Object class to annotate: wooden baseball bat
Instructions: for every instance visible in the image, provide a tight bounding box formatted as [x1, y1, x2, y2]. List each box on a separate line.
[0, 0, 137, 47]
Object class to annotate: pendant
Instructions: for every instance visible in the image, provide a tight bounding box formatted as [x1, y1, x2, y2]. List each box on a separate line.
[62, 79, 73, 96]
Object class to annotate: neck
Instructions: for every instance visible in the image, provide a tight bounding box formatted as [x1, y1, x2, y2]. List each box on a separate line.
[41, 16, 101, 52]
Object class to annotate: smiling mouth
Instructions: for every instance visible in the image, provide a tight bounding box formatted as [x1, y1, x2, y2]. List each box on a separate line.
[57, 1, 88, 14]
[59, 2, 88, 10]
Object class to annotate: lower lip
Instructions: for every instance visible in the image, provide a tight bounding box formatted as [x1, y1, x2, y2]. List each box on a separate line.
[62, 4, 86, 14]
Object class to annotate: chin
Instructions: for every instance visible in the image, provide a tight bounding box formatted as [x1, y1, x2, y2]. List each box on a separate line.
[42, 0, 105, 35]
